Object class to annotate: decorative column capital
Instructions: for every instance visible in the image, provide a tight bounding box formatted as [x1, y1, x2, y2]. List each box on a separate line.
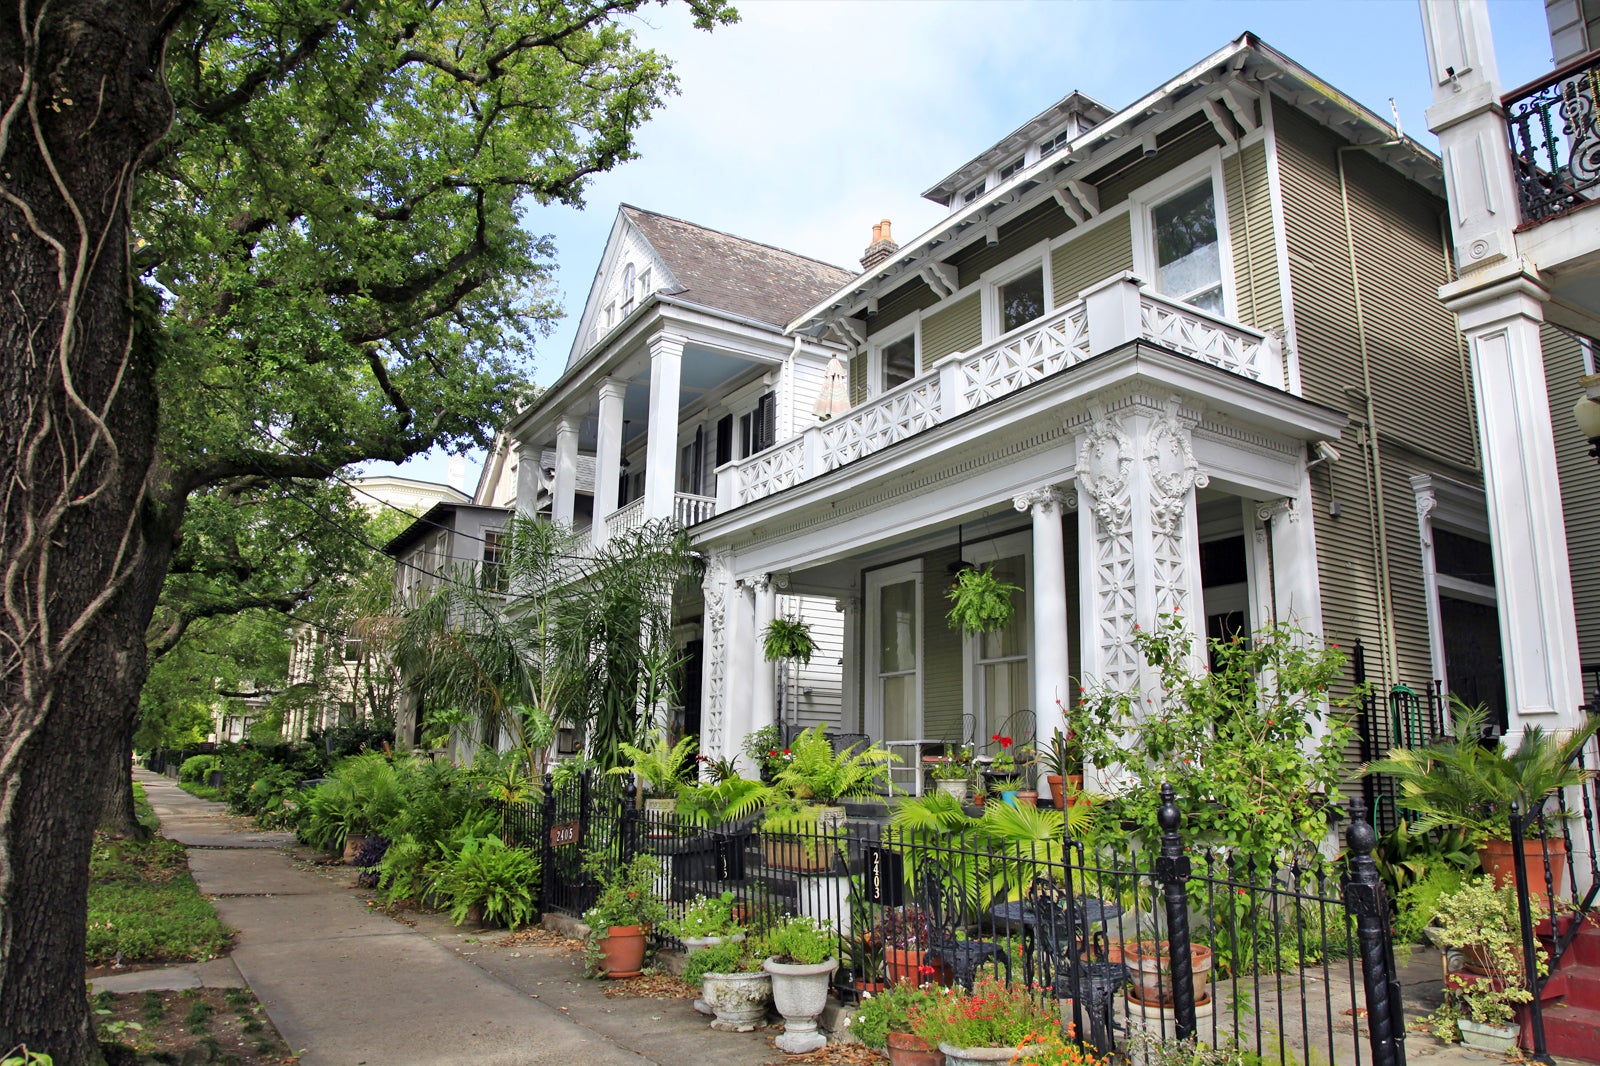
[1013, 486, 1073, 516]
[648, 330, 688, 357]
[597, 376, 627, 404]
[1255, 497, 1297, 525]
[834, 596, 860, 615]
[740, 573, 772, 593]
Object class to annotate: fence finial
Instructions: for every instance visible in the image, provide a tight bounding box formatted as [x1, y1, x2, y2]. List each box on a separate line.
[1344, 797, 1405, 1066]
[1158, 781, 1180, 834]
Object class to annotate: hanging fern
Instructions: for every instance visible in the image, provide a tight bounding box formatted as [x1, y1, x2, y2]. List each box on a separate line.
[945, 565, 1021, 635]
[762, 615, 816, 664]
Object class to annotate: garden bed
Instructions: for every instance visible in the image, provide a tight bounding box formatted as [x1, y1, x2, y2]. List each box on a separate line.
[92, 987, 294, 1065]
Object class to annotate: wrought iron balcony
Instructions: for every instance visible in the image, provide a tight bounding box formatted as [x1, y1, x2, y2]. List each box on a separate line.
[1505, 50, 1600, 224]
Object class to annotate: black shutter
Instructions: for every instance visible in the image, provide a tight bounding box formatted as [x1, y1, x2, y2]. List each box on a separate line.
[755, 392, 777, 452]
[715, 415, 733, 466]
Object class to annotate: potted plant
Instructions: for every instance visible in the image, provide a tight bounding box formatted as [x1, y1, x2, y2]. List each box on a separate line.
[774, 725, 896, 830]
[927, 745, 974, 802]
[762, 915, 839, 1054]
[685, 938, 772, 1032]
[911, 975, 1060, 1066]
[876, 905, 938, 985]
[763, 615, 817, 667]
[852, 981, 944, 1066]
[1041, 727, 1082, 809]
[667, 890, 745, 950]
[583, 852, 667, 979]
[1428, 876, 1546, 1052]
[607, 729, 698, 818]
[989, 775, 1026, 807]
[433, 834, 540, 930]
[1364, 701, 1600, 904]
[742, 724, 788, 784]
[760, 802, 837, 873]
[980, 735, 1021, 797]
[1118, 939, 1215, 1007]
[945, 565, 1020, 635]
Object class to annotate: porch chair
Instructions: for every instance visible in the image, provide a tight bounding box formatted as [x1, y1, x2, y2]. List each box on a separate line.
[915, 857, 1012, 991]
[826, 731, 870, 756]
[1025, 877, 1127, 1053]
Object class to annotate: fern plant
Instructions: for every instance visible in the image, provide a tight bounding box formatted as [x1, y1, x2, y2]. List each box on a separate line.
[607, 729, 698, 798]
[773, 726, 895, 805]
[945, 565, 1021, 635]
[436, 834, 540, 929]
[762, 615, 816, 665]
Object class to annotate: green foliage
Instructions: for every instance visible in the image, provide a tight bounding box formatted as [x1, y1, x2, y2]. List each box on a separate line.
[179, 754, 221, 784]
[742, 724, 788, 782]
[851, 982, 940, 1049]
[926, 745, 974, 782]
[2, 1050, 53, 1066]
[1364, 701, 1600, 843]
[87, 835, 231, 965]
[434, 835, 540, 930]
[759, 915, 835, 965]
[1431, 877, 1545, 1027]
[583, 853, 667, 931]
[911, 976, 1057, 1050]
[762, 616, 816, 665]
[774, 726, 896, 804]
[683, 938, 762, 983]
[300, 752, 407, 850]
[1370, 818, 1478, 900]
[945, 565, 1021, 635]
[608, 730, 698, 798]
[665, 892, 743, 940]
[675, 776, 776, 827]
[1394, 866, 1468, 945]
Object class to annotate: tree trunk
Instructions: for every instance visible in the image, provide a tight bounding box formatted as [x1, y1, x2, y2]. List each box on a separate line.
[100, 723, 150, 840]
[0, 4, 177, 1060]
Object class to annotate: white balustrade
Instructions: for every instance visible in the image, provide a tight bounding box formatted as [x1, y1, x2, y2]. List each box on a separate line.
[603, 497, 645, 539]
[960, 304, 1091, 407]
[673, 493, 718, 527]
[1138, 292, 1283, 389]
[820, 376, 942, 472]
[736, 438, 806, 503]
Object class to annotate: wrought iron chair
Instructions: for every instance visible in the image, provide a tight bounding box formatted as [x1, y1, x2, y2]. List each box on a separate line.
[827, 731, 870, 756]
[916, 858, 1011, 991]
[1026, 877, 1127, 1053]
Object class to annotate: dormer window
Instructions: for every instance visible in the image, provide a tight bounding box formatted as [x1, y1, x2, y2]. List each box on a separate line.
[621, 263, 636, 315]
[961, 182, 984, 206]
[998, 156, 1025, 182]
[1039, 128, 1073, 157]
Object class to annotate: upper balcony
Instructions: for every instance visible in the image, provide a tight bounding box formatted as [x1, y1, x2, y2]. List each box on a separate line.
[715, 274, 1283, 510]
[1505, 50, 1600, 227]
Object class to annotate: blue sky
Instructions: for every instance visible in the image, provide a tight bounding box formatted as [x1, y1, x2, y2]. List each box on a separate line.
[366, 0, 1553, 491]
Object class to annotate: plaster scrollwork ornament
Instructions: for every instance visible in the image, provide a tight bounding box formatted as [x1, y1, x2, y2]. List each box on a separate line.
[1013, 486, 1072, 516]
[701, 552, 730, 626]
[1075, 408, 1133, 535]
[1414, 488, 1438, 550]
[1254, 498, 1297, 526]
[701, 551, 731, 759]
[1145, 397, 1209, 535]
[746, 572, 773, 594]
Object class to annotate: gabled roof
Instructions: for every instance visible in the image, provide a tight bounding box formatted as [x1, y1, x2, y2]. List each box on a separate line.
[621, 205, 856, 329]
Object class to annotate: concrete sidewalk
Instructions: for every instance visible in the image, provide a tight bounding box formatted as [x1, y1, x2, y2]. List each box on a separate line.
[134, 771, 781, 1066]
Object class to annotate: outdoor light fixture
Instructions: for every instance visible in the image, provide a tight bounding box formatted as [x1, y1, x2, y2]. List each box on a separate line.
[1574, 374, 1600, 465]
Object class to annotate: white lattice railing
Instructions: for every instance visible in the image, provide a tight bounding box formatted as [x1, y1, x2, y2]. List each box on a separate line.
[673, 493, 717, 527]
[719, 274, 1285, 507]
[603, 497, 645, 539]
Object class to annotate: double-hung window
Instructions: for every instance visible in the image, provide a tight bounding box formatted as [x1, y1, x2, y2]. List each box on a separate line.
[1150, 180, 1224, 314]
[879, 333, 916, 393]
[998, 266, 1045, 334]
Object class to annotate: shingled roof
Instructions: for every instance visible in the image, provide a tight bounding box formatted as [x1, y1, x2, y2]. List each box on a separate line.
[622, 205, 855, 328]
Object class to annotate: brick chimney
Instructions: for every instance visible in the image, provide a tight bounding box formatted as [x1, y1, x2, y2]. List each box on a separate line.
[859, 219, 898, 270]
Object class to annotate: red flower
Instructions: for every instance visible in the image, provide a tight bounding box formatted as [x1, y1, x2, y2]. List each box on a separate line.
[769, 749, 778, 756]
[783, 749, 791, 756]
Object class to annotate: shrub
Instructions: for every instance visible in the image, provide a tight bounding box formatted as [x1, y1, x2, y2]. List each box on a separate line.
[684, 938, 761, 983]
[911, 976, 1060, 1050]
[853, 982, 940, 1049]
[434, 835, 539, 930]
[179, 754, 220, 784]
[1394, 866, 1467, 945]
[760, 914, 835, 965]
[583, 852, 667, 931]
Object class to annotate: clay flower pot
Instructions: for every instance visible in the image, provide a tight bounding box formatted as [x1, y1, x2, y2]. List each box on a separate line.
[1480, 836, 1568, 908]
[597, 924, 648, 978]
[1120, 940, 1213, 1006]
[887, 1031, 946, 1066]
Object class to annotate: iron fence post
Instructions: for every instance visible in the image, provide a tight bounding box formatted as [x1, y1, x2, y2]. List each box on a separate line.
[1343, 800, 1404, 1066]
[538, 772, 556, 912]
[1511, 803, 1556, 1065]
[1156, 782, 1197, 1041]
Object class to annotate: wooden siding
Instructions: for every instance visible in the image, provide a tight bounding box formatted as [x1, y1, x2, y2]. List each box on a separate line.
[1546, 326, 1600, 696]
[955, 201, 1075, 290]
[849, 349, 867, 407]
[922, 545, 967, 744]
[785, 594, 845, 733]
[922, 292, 982, 366]
[867, 278, 940, 339]
[1093, 116, 1223, 211]
[1275, 98, 1473, 722]
[1223, 141, 1284, 337]
[1051, 215, 1134, 307]
[788, 356, 824, 436]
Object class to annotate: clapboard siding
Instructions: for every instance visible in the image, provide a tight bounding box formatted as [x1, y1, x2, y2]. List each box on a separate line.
[955, 201, 1075, 289]
[783, 594, 844, 733]
[1093, 116, 1223, 210]
[867, 279, 940, 339]
[1547, 327, 1600, 697]
[922, 545, 967, 744]
[788, 355, 825, 436]
[922, 293, 983, 365]
[1223, 141, 1284, 337]
[1051, 215, 1134, 307]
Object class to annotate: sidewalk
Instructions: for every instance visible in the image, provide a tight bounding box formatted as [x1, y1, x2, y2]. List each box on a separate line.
[131, 771, 781, 1066]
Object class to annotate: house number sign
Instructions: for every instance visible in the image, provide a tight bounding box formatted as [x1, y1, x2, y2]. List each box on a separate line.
[549, 820, 580, 847]
[864, 846, 904, 906]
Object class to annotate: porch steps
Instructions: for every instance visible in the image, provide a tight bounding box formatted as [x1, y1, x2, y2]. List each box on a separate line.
[1525, 915, 1600, 1062]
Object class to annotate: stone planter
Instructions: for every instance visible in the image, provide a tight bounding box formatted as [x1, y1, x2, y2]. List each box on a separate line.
[341, 832, 368, 865]
[887, 1031, 945, 1066]
[685, 934, 744, 1015]
[934, 779, 970, 803]
[1457, 1017, 1518, 1054]
[764, 956, 838, 1053]
[937, 1043, 1022, 1066]
[702, 969, 772, 1032]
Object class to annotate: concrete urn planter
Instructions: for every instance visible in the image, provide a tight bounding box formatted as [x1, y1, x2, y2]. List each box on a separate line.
[937, 1044, 1022, 1066]
[701, 969, 772, 1032]
[764, 956, 837, 1053]
[685, 934, 745, 1016]
[1457, 1018, 1518, 1054]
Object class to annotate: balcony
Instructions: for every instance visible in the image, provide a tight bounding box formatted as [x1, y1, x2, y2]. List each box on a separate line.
[1505, 50, 1600, 225]
[603, 492, 718, 539]
[720, 274, 1283, 508]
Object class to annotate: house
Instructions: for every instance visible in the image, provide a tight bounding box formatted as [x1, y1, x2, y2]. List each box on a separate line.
[1416, 0, 1600, 747]
[511, 32, 1507, 794]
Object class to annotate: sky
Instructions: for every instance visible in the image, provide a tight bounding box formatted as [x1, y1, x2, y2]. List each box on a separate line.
[364, 0, 1556, 492]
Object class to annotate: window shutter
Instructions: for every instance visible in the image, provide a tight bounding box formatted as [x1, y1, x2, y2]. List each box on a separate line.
[755, 392, 777, 452]
[849, 352, 868, 406]
[716, 415, 733, 466]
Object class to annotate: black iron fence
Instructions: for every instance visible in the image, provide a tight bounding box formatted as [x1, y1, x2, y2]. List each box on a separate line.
[516, 770, 1407, 1066]
[1505, 49, 1600, 224]
[1350, 642, 1446, 833]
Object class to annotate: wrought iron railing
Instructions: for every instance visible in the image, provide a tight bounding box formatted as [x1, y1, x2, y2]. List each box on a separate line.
[1505, 50, 1600, 223]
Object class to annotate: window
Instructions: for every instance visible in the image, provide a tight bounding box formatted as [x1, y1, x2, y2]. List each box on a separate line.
[481, 529, 509, 592]
[638, 268, 651, 301]
[1151, 181, 1223, 314]
[881, 335, 915, 391]
[999, 267, 1045, 333]
[998, 156, 1025, 181]
[678, 426, 704, 495]
[621, 263, 636, 315]
[1040, 128, 1073, 157]
[961, 182, 984, 205]
[715, 414, 734, 466]
[341, 638, 364, 662]
[604, 303, 615, 328]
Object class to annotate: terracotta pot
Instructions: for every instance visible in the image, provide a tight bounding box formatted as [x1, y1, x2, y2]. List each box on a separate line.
[1119, 940, 1213, 1007]
[884, 945, 926, 984]
[1016, 790, 1038, 808]
[763, 836, 835, 872]
[887, 1031, 946, 1066]
[597, 924, 648, 978]
[854, 979, 888, 996]
[341, 832, 368, 864]
[1480, 837, 1568, 907]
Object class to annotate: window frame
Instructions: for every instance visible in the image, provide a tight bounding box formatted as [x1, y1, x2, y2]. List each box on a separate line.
[869, 318, 921, 397]
[1127, 151, 1237, 320]
[980, 243, 1054, 341]
[959, 530, 1034, 747]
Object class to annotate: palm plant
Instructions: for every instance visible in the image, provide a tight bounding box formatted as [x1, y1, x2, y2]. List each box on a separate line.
[774, 726, 897, 805]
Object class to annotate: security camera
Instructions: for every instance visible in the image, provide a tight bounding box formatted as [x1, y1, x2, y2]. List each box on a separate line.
[1309, 441, 1341, 465]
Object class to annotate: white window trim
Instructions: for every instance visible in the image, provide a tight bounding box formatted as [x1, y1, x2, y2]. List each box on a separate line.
[1128, 149, 1239, 320]
[1412, 474, 1495, 699]
[980, 240, 1054, 341]
[865, 559, 924, 753]
[869, 315, 921, 398]
[959, 530, 1034, 746]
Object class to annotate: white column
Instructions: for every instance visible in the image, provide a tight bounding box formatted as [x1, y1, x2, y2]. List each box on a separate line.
[553, 417, 579, 528]
[1016, 486, 1073, 802]
[514, 439, 540, 519]
[593, 378, 625, 548]
[1447, 271, 1584, 730]
[700, 552, 731, 764]
[751, 574, 778, 738]
[644, 332, 685, 522]
[836, 597, 861, 733]
[1255, 491, 1324, 634]
[726, 579, 756, 776]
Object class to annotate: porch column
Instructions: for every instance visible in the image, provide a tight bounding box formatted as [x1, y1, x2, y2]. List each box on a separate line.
[1254, 489, 1323, 634]
[552, 417, 579, 528]
[751, 574, 778, 739]
[644, 332, 685, 523]
[700, 552, 732, 765]
[593, 377, 625, 548]
[514, 438, 540, 519]
[726, 578, 756, 775]
[836, 597, 861, 733]
[1015, 487, 1073, 787]
[1074, 396, 1208, 698]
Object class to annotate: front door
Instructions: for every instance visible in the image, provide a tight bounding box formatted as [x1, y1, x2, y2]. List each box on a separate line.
[867, 562, 923, 754]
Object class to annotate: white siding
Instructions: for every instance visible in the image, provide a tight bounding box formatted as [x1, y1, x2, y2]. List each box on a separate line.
[779, 594, 845, 733]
